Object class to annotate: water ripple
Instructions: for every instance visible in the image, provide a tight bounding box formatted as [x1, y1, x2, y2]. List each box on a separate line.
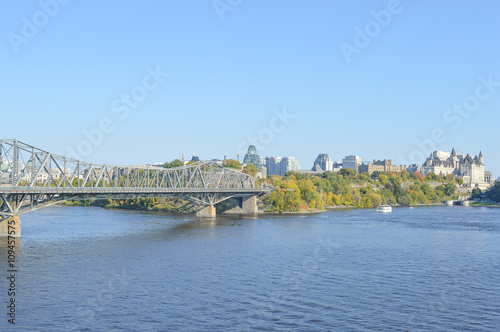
[0, 205, 499, 331]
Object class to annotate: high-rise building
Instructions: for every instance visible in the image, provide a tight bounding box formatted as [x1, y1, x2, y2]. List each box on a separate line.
[281, 157, 300, 175]
[265, 156, 300, 176]
[332, 161, 343, 172]
[312, 154, 333, 172]
[265, 157, 282, 176]
[342, 155, 363, 173]
[243, 145, 261, 167]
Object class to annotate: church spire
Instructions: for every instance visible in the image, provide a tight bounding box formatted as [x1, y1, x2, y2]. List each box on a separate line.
[451, 147, 456, 157]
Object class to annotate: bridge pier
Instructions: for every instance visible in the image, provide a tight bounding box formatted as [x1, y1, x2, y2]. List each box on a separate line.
[196, 205, 216, 218]
[0, 216, 21, 237]
[242, 195, 258, 214]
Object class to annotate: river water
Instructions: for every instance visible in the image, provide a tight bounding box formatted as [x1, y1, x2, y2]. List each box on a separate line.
[1, 205, 499, 331]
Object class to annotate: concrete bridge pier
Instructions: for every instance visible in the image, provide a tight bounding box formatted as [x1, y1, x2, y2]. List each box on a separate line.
[196, 205, 216, 218]
[0, 215, 21, 237]
[242, 195, 258, 214]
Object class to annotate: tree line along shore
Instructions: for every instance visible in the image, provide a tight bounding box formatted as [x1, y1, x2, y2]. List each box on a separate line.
[65, 168, 500, 213]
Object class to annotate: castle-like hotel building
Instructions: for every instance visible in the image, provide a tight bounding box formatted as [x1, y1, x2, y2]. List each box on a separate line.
[421, 148, 489, 189]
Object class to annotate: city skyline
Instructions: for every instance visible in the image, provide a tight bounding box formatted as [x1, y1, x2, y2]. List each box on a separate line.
[160, 145, 493, 176]
[1, 1, 499, 175]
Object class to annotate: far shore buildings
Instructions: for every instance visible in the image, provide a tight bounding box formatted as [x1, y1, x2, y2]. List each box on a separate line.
[242, 145, 269, 178]
[342, 155, 362, 173]
[265, 156, 281, 176]
[281, 157, 300, 175]
[243, 145, 261, 167]
[264, 156, 300, 177]
[332, 161, 343, 172]
[484, 171, 493, 183]
[295, 153, 342, 175]
[421, 148, 491, 189]
[311, 154, 333, 172]
[406, 164, 422, 174]
[0, 162, 73, 184]
[358, 160, 406, 175]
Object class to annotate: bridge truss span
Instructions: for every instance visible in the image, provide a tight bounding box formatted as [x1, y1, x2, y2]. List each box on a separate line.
[0, 139, 270, 218]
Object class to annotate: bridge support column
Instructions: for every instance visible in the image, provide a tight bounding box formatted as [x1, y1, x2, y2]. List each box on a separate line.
[0, 216, 21, 237]
[196, 205, 216, 218]
[242, 196, 258, 214]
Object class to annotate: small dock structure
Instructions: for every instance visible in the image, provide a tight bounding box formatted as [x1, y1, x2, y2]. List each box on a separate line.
[445, 197, 470, 206]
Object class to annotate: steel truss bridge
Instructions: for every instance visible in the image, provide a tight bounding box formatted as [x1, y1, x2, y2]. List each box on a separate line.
[0, 139, 270, 219]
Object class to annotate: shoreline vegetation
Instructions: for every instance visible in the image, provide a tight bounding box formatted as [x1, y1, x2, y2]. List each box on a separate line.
[259, 169, 459, 213]
[63, 200, 453, 214]
[64, 169, 500, 214]
[469, 202, 500, 207]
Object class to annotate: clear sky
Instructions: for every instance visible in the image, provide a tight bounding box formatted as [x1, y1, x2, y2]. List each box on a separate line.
[1, 1, 499, 176]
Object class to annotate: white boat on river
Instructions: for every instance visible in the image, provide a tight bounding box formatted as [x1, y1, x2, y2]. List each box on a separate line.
[376, 205, 392, 213]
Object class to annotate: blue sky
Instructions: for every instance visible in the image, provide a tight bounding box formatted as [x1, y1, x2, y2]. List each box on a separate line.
[1, 1, 499, 175]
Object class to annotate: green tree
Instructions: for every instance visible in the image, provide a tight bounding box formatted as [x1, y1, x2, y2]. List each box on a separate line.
[397, 194, 412, 206]
[339, 168, 356, 178]
[243, 164, 258, 176]
[415, 191, 428, 204]
[164, 159, 184, 168]
[485, 182, 500, 202]
[426, 172, 439, 181]
[223, 159, 241, 169]
[444, 182, 456, 196]
[262, 179, 302, 212]
[436, 185, 446, 194]
[371, 171, 382, 180]
[297, 179, 322, 208]
[366, 192, 382, 207]
[358, 172, 370, 181]
[421, 183, 433, 196]
[471, 188, 482, 200]
[378, 174, 388, 185]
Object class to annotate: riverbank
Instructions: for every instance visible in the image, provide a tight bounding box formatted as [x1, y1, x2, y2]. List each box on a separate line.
[63, 199, 450, 216]
[63, 197, 196, 213]
[469, 202, 500, 207]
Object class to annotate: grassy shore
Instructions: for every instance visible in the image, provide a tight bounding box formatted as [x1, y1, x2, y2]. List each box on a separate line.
[469, 202, 500, 207]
